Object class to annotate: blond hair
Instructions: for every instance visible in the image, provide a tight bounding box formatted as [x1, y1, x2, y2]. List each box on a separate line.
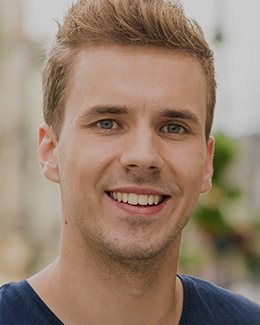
[43, 0, 216, 139]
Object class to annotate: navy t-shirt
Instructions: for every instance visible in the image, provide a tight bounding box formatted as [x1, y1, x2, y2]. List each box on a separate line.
[1, 274, 260, 324]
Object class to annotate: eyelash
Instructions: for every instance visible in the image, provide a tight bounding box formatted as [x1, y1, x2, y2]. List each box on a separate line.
[92, 119, 188, 135]
[160, 123, 187, 134]
[94, 119, 121, 130]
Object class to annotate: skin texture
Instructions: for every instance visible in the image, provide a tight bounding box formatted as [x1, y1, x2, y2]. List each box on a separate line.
[32, 45, 214, 324]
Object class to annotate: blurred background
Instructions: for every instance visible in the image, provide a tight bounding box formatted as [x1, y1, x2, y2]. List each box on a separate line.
[0, 0, 259, 302]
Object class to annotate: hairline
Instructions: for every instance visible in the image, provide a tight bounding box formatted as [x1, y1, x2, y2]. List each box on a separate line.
[54, 43, 211, 140]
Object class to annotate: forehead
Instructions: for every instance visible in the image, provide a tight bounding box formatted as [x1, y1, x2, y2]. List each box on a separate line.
[66, 45, 207, 121]
[72, 45, 206, 85]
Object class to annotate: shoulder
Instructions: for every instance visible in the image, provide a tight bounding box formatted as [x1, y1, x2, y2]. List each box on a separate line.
[180, 274, 260, 306]
[0, 281, 24, 306]
[0, 280, 63, 324]
[179, 274, 260, 324]
[0, 281, 30, 322]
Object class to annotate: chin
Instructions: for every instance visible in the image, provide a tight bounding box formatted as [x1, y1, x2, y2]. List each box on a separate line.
[97, 231, 179, 266]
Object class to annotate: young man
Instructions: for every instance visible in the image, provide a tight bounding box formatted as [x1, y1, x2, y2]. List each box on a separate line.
[1, 0, 260, 324]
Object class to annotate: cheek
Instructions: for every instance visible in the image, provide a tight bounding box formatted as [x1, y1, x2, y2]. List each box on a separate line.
[166, 144, 206, 190]
[59, 136, 120, 192]
[172, 147, 206, 216]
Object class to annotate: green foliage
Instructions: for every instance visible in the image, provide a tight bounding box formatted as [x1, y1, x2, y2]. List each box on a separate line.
[193, 133, 241, 241]
[213, 133, 236, 184]
[194, 205, 230, 238]
[181, 133, 260, 281]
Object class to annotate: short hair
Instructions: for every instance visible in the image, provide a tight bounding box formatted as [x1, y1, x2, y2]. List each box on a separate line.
[42, 0, 216, 139]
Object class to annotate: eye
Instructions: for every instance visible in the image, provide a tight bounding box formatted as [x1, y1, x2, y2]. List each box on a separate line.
[161, 123, 186, 134]
[96, 119, 119, 130]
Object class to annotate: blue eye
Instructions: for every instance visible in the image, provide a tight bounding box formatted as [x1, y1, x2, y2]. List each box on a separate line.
[162, 124, 185, 134]
[97, 119, 117, 129]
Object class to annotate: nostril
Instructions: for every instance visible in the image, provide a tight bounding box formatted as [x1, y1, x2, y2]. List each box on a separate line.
[119, 144, 164, 170]
[125, 164, 160, 170]
[149, 165, 160, 170]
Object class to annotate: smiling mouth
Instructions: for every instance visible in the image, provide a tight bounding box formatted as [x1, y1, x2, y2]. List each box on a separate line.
[106, 191, 169, 207]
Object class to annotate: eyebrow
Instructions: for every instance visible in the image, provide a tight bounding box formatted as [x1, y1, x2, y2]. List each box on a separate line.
[160, 109, 200, 124]
[83, 105, 129, 116]
[80, 104, 200, 124]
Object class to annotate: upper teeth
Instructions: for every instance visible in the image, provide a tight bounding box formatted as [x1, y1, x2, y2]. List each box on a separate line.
[110, 192, 163, 206]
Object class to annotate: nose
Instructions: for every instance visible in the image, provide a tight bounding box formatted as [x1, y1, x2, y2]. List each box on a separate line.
[119, 126, 164, 172]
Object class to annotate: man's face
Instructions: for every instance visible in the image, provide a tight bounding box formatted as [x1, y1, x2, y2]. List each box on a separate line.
[40, 45, 214, 261]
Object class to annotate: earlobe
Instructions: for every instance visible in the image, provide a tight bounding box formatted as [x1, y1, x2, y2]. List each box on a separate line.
[200, 136, 215, 194]
[38, 125, 60, 183]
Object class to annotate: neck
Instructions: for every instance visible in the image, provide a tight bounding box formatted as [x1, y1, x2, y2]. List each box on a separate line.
[29, 227, 183, 325]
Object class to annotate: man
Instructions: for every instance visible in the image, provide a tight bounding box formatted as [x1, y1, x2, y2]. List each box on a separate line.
[1, 0, 260, 324]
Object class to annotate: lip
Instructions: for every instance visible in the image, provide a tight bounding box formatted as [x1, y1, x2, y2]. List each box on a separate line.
[104, 190, 171, 217]
[106, 186, 169, 196]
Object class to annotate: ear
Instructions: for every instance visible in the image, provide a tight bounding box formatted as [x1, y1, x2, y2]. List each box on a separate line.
[38, 125, 60, 183]
[200, 136, 215, 194]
